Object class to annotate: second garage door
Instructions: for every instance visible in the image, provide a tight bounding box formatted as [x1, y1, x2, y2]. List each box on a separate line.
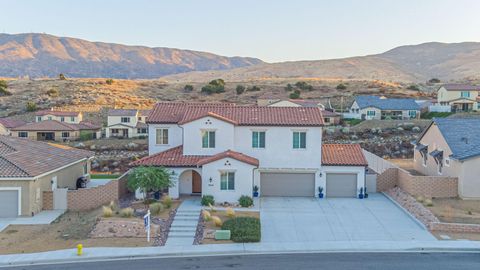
[0, 190, 19, 218]
[326, 173, 357, 198]
[261, 173, 315, 197]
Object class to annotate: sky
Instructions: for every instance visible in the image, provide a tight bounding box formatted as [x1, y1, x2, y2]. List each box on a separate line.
[1, 0, 480, 62]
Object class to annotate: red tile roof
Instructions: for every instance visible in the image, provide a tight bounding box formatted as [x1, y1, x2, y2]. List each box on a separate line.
[11, 120, 100, 131]
[0, 118, 27, 129]
[35, 110, 81, 116]
[197, 150, 259, 166]
[148, 103, 324, 126]
[130, 145, 208, 167]
[322, 144, 368, 166]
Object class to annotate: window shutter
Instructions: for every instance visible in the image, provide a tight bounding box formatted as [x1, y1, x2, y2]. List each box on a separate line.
[300, 132, 306, 148]
[259, 132, 265, 148]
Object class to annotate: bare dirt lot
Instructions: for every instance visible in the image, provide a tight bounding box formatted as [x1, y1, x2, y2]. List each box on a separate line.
[201, 210, 260, 245]
[429, 198, 480, 224]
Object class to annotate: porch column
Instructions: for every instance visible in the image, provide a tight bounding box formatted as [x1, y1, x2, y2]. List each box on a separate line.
[168, 169, 180, 199]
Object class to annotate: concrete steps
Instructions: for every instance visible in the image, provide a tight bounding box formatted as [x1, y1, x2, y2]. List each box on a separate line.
[165, 199, 201, 246]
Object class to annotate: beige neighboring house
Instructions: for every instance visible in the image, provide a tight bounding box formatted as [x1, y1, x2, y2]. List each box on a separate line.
[0, 118, 27, 136]
[413, 118, 480, 199]
[35, 109, 83, 124]
[259, 99, 341, 125]
[349, 95, 421, 120]
[11, 120, 101, 141]
[436, 84, 480, 112]
[0, 135, 93, 217]
[105, 109, 150, 138]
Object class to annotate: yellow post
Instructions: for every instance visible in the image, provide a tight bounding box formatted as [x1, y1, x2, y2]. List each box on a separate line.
[77, 244, 83, 256]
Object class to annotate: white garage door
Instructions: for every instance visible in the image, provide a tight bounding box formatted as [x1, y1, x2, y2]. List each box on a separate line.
[0, 190, 19, 217]
[261, 173, 315, 197]
[326, 173, 357, 198]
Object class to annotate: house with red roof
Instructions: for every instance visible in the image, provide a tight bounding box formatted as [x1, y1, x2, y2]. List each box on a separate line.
[0, 118, 27, 136]
[132, 102, 368, 202]
[35, 109, 83, 124]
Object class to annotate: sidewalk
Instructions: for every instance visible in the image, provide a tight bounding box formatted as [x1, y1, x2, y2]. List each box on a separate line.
[1, 240, 480, 267]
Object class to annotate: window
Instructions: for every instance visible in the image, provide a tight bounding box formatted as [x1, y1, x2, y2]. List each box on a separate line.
[47, 116, 52, 120]
[71, 117, 75, 122]
[138, 117, 142, 121]
[62, 132, 70, 138]
[83, 163, 88, 175]
[367, 110, 376, 116]
[438, 162, 443, 174]
[111, 129, 119, 134]
[37, 116, 42, 122]
[18, 132, 28, 138]
[202, 131, 215, 148]
[137, 128, 147, 134]
[156, 129, 169, 145]
[409, 110, 417, 118]
[252, 131, 265, 148]
[461, 91, 470, 98]
[293, 131, 306, 149]
[324, 117, 331, 123]
[60, 117, 65, 122]
[220, 172, 235, 191]
[121, 117, 130, 123]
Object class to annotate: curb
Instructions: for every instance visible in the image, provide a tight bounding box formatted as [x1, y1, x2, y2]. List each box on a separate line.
[381, 192, 428, 230]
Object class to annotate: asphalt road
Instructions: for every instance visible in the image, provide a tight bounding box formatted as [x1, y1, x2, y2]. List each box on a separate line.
[4, 252, 480, 270]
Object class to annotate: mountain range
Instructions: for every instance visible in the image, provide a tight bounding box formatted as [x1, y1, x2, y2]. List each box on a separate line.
[1, 33, 480, 82]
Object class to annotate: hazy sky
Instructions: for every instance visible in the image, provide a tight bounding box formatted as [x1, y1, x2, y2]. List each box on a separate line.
[2, 0, 480, 62]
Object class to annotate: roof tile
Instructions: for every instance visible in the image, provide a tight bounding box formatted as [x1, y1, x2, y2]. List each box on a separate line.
[322, 144, 368, 166]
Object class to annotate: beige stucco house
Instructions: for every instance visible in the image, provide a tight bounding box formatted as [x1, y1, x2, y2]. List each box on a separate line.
[0, 118, 26, 136]
[35, 109, 83, 124]
[413, 118, 480, 199]
[0, 136, 94, 217]
[11, 120, 101, 141]
[436, 84, 480, 112]
[105, 109, 150, 138]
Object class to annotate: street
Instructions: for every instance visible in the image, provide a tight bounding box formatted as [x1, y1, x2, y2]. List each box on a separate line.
[4, 252, 480, 270]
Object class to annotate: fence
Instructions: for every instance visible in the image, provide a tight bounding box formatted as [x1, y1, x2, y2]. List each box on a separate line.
[428, 105, 451, 112]
[362, 149, 397, 174]
[342, 112, 361, 119]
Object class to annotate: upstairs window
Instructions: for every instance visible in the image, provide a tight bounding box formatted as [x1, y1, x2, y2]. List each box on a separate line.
[156, 129, 169, 145]
[71, 116, 75, 122]
[220, 172, 235, 191]
[293, 131, 306, 149]
[409, 110, 417, 118]
[461, 91, 470, 98]
[60, 117, 65, 122]
[252, 131, 266, 148]
[202, 131, 216, 148]
[121, 117, 130, 123]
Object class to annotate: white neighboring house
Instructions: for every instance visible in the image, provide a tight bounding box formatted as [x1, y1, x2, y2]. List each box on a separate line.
[105, 109, 150, 138]
[132, 103, 368, 203]
[348, 96, 421, 120]
[35, 109, 83, 124]
[435, 84, 480, 112]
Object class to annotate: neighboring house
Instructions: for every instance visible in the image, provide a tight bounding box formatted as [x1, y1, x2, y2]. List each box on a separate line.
[131, 102, 368, 202]
[105, 109, 150, 138]
[0, 118, 27, 136]
[436, 84, 480, 112]
[260, 99, 340, 125]
[413, 118, 480, 199]
[349, 96, 420, 120]
[35, 110, 83, 124]
[0, 135, 93, 217]
[11, 120, 101, 141]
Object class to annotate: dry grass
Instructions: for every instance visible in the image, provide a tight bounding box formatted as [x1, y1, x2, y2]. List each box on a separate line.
[201, 211, 260, 245]
[430, 198, 480, 224]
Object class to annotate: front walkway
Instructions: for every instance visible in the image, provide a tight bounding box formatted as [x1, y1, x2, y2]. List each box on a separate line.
[260, 194, 436, 243]
[0, 210, 65, 232]
[165, 198, 201, 246]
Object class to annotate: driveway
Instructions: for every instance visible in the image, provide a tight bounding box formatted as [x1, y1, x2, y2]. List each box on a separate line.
[0, 210, 65, 232]
[260, 193, 436, 243]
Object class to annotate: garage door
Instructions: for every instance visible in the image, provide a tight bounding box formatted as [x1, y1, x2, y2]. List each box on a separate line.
[326, 173, 357, 198]
[0, 190, 19, 217]
[261, 173, 315, 197]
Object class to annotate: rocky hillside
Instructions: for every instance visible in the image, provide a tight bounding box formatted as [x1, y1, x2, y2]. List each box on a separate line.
[0, 33, 263, 79]
[161, 42, 480, 83]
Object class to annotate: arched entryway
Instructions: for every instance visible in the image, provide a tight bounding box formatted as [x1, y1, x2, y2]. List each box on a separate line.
[178, 169, 202, 195]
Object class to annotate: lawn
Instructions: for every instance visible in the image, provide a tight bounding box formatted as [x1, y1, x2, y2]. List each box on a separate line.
[429, 198, 480, 224]
[421, 112, 454, 119]
[90, 174, 121, 179]
[201, 210, 260, 244]
[342, 118, 363, 126]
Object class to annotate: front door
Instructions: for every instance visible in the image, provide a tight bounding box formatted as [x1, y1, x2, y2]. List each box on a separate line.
[45, 132, 55, 141]
[462, 103, 470, 111]
[122, 129, 129, 138]
[192, 171, 202, 194]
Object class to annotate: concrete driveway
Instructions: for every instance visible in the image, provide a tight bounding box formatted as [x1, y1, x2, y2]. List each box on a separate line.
[260, 193, 436, 243]
[0, 210, 65, 232]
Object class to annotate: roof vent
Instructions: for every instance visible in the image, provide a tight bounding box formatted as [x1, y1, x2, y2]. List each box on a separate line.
[461, 137, 469, 144]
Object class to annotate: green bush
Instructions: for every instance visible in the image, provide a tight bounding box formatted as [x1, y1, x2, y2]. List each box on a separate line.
[201, 79, 225, 95]
[295, 81, 313, 91]
[149, 202, 165, 215]
[407, 84, 420, 91]
[184, 84, 194, 92]
[161, 195, 173, 208]
[428, 78, 440, 84]
[222, 217, 261, 242]
[336, 83, 347, 90]
[246, 85, 261, 92]
[59, 73, 66, 80]
[201, 195, 215, 206]
[285, 83, 294, 92]
[289, 90, 301, 99]
[238, 195, 253, 207]
[0, 80, 11, 96]
[236, 85, 245, 95]
[46, 88, 59, 97]
[25, 101, 37, 112]
[106, 79, 114, 85]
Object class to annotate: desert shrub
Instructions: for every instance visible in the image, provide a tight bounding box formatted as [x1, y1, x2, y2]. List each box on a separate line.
[285, 83, 294, 92]
[226, 207, 236, 218]
[407, 84, 420, 91]
[201, 195, 215, 206]
[59, 73, 66, 80]
[201, 79, 225, 95]
[416, 196, 425, 203]
[336, 83, 347, 90]
[289, 90, 301, 99]
[149, 202, 165, 215]
[239, 195, 254, 207]
[236, 85, 245, 95]
[0, 80, 11, 96]
[46, 88, 59, 97]
[295, 81, 313, 91]
[428, 78, 441, 84]
[222, 217, 261, 242]
[105, 79, 114, 85]
[184, 84, 194, 92]
[246, 85, 261, 92]
[161, 195, 173, 208]
[102, 206, 113, 217]
[202, 210, 212, 221]
[119, 207, 134, 218]
[25, 101, 37, 112]
[208, 203, 217, 213]
[424, 199, 433, 207]
[211, 216, 223, 227]
[108, 200, 119, 212]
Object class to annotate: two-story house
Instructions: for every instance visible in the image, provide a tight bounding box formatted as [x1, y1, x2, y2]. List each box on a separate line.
[105, 109, 150, 138]
[132, 103, 367, 202]
[413, 118, 480, 199]
[35, 110, 83, 123]
[349, 96, 421, 120]
[436, 84, 480, 112]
